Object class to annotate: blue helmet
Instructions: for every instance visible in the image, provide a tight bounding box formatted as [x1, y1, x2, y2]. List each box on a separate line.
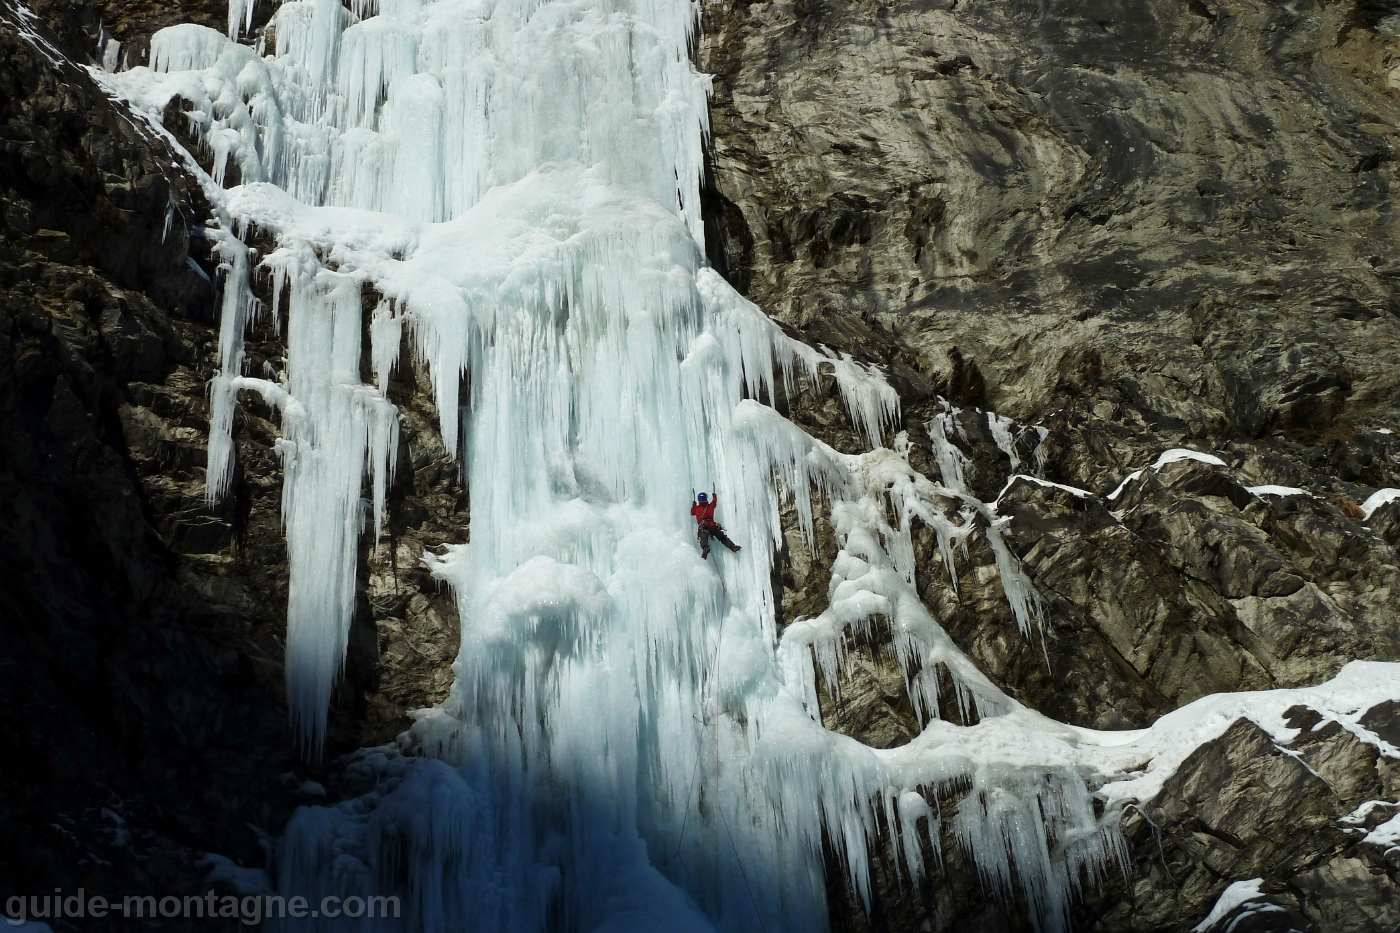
[697, 492, 708, 502]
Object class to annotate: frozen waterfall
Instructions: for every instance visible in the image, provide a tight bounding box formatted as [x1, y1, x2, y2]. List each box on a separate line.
[91, 0, 1337, 928]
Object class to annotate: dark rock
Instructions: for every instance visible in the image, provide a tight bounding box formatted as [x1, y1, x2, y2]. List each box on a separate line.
[0, 3, 290, 924]
[1195, 897, 1312, 933]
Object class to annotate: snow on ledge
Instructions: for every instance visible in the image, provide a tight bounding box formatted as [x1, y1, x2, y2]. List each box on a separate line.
[1341, 799, 1398, 826]
[1190, 879, 1265, 932]
[1247, 485, 1309, 498]
[198, 853, 273, 895]
[1344, 801, 1400, 851]
[1105, 469, 1145, 501]
[1153, 448, 1227, 470]
[1107, 448, 1227, 501]
[996, 473, 1093, 502]
[1074, 660, 1400, 807]
[1364, 813, 1400, 850]
[1362, 488, 1400, 520]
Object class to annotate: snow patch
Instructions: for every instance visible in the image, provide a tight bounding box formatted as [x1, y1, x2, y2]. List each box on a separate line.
[1106, 470, 1144, 501]
[1363, 813, 1400, 850]
[1247, 485, 1309, 498]
[1108, 448, 1228, 501]
[1153, 448, 1227, 469]
[998, 474, 1093, 501]
[1190, 879, 1266, 932]
[199, 853, 274, 895]
[1342, 799, 1397, 824]
[1362, 488, 1400, 519]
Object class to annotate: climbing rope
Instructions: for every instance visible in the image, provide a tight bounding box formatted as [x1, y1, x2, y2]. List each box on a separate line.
[658, 566, 768, 932]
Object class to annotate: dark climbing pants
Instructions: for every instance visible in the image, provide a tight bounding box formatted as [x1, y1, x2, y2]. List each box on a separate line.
[698, 523, 738, 553]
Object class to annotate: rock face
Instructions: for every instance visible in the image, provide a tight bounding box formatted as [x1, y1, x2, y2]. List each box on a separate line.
[0, 0, 294, 917]
[787, 400, 1400, 931]
[2, 0, 1400, 930]
[820, 705, 1400, 932]
[699, 0, 1400, 449]
[1096, 709, 1400, 931]
[699, 0, 1400, 927]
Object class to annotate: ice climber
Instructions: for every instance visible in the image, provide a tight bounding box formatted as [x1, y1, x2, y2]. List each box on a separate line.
[691, 491, 741, 560]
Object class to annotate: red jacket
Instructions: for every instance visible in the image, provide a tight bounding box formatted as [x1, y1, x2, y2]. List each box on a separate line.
[691, 497, 718, 526]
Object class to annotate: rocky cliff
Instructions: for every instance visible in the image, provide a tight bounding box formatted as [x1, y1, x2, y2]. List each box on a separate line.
[1, 0, 1399, 929]
[698, 0, 1400, 925]
[0, 0, 309, 919]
